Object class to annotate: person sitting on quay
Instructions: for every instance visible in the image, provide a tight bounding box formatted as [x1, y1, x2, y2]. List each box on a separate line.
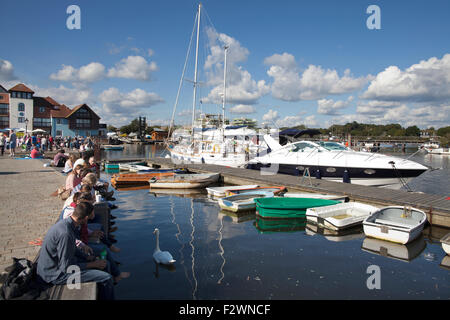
[63, 153, 79, 174]
[30, 145, 43, 159]
[65, 164, 83, 193]
[52, 149, 68, 167]
[59, 192, 129, 284]
[36, 202, 115, 300]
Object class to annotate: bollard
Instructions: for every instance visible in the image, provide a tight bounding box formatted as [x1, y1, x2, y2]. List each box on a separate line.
[343, 169, 351, 183]
[315, 169, 322, 179]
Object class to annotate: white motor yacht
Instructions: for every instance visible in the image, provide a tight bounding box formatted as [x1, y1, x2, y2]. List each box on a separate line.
[247, 135, 428, 188]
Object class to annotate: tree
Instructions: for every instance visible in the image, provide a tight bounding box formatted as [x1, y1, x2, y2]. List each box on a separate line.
[107, 125, 118, 132]
[405, 125, 420, 137]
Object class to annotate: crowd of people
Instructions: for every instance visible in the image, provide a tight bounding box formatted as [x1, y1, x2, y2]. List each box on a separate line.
[0, 129, 96, 159]
[33, 149, 130, 300]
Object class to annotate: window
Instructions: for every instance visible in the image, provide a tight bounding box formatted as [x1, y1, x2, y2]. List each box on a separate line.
[56, 118, 61, 124]
[18, 117, 24, 123]
[56, 130, 62, 136]
[18, 103, 25, 112]
[76, 118, 91, 128]
[27, 93, 32, 99]
[0, 104, 8, 114]
[0, 116, 8, 126]
[39, 107, 45, 113]
[11, 92, 16, 98]
[33, 118, 51, 127]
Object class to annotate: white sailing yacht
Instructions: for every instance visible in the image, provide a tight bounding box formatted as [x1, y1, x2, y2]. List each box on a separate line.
[167, 4, 269, 168]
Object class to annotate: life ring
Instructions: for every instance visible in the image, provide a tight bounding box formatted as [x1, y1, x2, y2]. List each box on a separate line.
[213, 144, 220, 153]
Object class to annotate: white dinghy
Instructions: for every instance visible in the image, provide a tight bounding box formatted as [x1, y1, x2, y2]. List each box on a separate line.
[149, 173, 220, 189]
[283, 192, 349, 203]
[206, 185, 259, 198]
[306, 202, 378, 231]
[363, 206, 427, 244]
[218, 191, 274, 212]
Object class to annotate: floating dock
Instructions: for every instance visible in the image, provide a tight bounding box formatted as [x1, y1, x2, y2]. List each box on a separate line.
[141, 157, 450, 228]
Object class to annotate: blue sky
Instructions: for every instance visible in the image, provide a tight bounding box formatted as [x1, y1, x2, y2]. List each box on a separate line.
[1, 0, 449, 129]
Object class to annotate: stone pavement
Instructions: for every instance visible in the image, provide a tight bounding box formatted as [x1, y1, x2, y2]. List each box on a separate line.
[0, 156, 66, 274]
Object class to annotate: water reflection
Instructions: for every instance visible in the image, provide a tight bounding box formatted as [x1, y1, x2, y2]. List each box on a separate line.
[254, 217, 306, 234]
[305, 223, 365, 242]
[361, 236, 427, 262]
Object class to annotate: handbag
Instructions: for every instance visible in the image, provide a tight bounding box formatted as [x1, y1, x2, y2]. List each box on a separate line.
[57, 186, 71, 200]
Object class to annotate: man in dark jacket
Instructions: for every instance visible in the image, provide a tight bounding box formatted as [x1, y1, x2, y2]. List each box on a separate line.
[37, 202, 115, 300]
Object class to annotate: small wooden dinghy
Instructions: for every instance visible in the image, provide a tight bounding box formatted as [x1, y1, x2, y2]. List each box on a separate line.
[283, 192, 349, 203]
[226, 186, 287, 197]
[102, 145, 124, 150]
[363, 206, 427, 244]
[254, 197, 340, 219]
[306, 202, 378, 230]
[149, 173, 220, 189]
[441, 233, 450, 255]
[111, 172, 176, 188]
[218, 191, 274, 212]
[206, 185, 259, 198]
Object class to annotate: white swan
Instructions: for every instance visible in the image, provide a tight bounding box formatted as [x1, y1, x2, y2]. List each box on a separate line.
[153, 228, 176, 265]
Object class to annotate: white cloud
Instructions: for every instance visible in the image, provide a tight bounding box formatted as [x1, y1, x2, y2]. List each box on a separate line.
[229, 104, 256, 114]
[317, 96, 354, 115]
[0, 59, 18, 81]
[362, 53, 450, 103]
[107, 56, 158, 81]
[265, 53, 372, 101]
[276, 114, 318, 128]
[98, 87, 164, 124]
[50, 62, 105, 83]
[201, 28, 269, 106]
[262, 109, 279, 122]
[31, 84, 95, 106]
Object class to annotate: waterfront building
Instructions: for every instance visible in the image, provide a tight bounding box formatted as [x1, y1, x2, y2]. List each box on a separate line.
[0, 82, 106, 137]
[8, 83, 34, 132]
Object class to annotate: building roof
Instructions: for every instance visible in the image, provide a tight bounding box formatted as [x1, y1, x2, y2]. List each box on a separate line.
[0, 85, 8, 93]
[44, 96, 60, 106]
[66, 104, 100, 119]
[9, 83, 35, 93]
[50, 104, 72, 118]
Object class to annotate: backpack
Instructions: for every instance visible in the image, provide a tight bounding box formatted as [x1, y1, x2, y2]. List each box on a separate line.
[0, 258, 44, 300]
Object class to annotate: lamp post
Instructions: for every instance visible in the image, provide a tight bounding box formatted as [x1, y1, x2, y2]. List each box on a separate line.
[24, 118, 29, 136]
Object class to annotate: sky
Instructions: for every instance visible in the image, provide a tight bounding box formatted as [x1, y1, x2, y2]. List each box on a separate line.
[1, 0, 449, 130]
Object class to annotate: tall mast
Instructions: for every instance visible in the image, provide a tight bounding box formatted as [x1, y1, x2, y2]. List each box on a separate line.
[191, 3, 201, 132]
[222, 45, 229, 128]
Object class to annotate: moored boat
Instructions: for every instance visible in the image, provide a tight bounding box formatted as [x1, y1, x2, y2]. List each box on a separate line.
[102, 145, 124, 151]
[306, 202, 378, 231]
[149, 173, 220, 189]
[362, 206, 427, 244]
[254, 197, 340, 219]
[218, 191, 274, 212]
[206, 185, 259, 198]
[283, 192, 349, 203]
[225, 186, 286, 197]
[441, 233, 450, 255]
[111, 172, 177, 188]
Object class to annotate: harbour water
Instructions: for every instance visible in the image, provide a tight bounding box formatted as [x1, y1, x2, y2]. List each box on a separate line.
[102, 145, 450, 299]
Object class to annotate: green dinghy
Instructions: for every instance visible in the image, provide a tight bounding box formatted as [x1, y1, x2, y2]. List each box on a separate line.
[254, 197, 340, 219]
